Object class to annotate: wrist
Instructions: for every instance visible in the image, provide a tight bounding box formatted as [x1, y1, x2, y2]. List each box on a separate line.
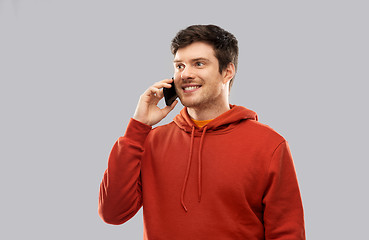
[132, 116, 150, 126]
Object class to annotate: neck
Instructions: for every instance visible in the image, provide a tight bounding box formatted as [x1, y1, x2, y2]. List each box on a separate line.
[187, 102, 230, 121]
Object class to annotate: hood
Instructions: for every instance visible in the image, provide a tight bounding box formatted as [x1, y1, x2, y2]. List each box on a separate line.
[172, 105, 258, 212]
[174, 105, 258, 133]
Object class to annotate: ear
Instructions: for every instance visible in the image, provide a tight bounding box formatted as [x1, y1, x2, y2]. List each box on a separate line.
[222, 62, 235, 84]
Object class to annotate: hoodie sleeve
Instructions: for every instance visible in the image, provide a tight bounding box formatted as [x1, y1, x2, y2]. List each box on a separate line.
[98, 118, 152, 225]
[263, 140, 305, 240]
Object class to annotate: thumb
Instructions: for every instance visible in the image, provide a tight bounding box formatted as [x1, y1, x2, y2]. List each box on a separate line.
[162, 100, 178, 117]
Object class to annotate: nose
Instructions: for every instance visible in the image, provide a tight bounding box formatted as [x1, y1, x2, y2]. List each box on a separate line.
[180, 66, 195, 81]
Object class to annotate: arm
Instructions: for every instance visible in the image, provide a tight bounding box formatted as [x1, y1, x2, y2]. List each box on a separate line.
[98, 79, 178, 225]
[263, 141, 305, 239]
[98, 118, 151, 224]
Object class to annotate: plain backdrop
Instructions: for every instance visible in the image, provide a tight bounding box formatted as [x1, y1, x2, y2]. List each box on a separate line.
[1, 0, 368, 239]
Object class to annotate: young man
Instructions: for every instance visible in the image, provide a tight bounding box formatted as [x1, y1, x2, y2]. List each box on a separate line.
[99, 25, 305, 239]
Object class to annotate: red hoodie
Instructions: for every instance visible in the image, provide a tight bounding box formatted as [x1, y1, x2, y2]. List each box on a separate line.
[99, 105, 305, 239]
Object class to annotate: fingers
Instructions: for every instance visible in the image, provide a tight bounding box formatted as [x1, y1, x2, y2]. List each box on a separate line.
[152, 78, 173, 90]
[144, 78, 173, 99]
[134, 79, 177, 126]
[147, 86, 163, 99]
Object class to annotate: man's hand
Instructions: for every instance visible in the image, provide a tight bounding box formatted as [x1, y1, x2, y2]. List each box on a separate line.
[133, 78, 178, 126]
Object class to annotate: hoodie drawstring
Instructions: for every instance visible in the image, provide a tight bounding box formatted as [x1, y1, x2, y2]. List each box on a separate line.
[198, 126, 207, 202]
[181, 127, 195, 212]
[180, 126, 208, 212]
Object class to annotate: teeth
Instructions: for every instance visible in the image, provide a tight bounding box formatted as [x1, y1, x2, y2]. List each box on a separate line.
[184, 86, 200, 91]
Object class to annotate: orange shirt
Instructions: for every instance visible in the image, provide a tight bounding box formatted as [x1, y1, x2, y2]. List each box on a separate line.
[191, 118, 213, 128]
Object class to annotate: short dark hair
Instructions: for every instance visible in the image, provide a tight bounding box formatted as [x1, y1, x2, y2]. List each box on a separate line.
[171, 24, 239, 88]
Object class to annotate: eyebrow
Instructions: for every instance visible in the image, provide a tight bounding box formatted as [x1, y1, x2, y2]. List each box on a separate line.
[173, 57, 210, 63]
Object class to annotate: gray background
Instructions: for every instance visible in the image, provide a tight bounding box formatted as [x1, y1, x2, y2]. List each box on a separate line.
[1, 0, 368, 239]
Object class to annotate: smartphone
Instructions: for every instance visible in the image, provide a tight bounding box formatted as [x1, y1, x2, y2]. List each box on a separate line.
[163, 78, 178, 106]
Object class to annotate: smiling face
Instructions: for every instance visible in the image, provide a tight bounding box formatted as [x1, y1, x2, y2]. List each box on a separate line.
[173, 42, 234, 115]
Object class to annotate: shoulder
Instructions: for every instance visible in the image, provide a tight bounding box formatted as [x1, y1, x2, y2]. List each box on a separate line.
[147, 121, 178, 139]
[144, 121, 181, 150]
[152, 121, 177, 132]
[239, 119, 286, 147]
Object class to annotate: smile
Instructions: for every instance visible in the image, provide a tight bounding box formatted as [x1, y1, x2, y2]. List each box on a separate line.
[182, 85, 201, 93]
[183, 86, 200, 91]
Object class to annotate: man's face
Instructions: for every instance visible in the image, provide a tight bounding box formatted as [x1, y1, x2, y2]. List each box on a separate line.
[173, 42, 229, 109]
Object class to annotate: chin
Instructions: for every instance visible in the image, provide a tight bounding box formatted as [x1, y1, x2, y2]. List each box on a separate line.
[179, 100, 192, 108]
[180, 100, 203, 108]
[178, 98, 194, 108]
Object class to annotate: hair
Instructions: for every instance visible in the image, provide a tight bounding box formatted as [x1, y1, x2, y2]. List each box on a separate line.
[171, 24, 239, 89]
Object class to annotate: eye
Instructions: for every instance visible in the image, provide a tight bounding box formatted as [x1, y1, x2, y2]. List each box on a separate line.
[195, 62, 204, 67]
[176, 64, 184, 69]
